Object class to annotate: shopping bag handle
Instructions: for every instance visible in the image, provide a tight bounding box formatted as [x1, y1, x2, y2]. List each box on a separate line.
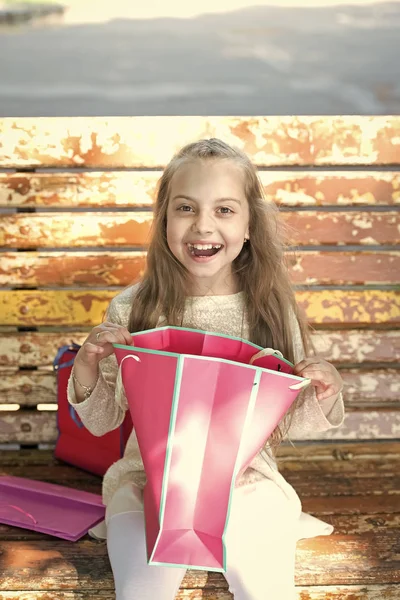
[288, 378, 311, 391]
[249, 348, 284, 365]
[0, 504, 38, 524]
[115, 354, 141, 410]
[249, 348, 311, 391]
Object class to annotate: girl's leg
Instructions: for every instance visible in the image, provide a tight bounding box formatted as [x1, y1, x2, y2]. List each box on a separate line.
[224, 481, 298, 600]
[107, 511, 187, 600]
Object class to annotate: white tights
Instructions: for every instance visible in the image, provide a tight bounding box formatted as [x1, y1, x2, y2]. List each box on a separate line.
[106, 480, 298, 600]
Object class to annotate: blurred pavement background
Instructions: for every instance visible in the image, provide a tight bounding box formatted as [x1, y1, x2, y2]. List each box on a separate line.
[0, 0, 399, 116]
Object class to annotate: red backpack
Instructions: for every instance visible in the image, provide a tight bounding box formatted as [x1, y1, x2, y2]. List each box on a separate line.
[53, 344, 132, 476]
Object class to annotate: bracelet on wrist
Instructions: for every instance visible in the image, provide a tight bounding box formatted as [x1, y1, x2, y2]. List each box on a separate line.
[72, 371, 95, 400]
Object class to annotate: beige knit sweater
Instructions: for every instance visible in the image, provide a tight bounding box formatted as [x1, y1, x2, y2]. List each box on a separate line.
[68, 284, 345, 507]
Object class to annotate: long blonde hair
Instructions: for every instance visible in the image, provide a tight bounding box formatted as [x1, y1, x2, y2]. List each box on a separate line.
[128, 138, 313, 448]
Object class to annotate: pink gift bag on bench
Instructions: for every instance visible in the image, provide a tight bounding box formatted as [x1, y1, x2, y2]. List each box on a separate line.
[0, 476, 105, 541]
[113, 327, 310, 572]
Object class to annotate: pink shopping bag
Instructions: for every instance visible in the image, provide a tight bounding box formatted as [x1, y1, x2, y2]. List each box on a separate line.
[113, 327, 310, 572]
[0, 476, 105, 541]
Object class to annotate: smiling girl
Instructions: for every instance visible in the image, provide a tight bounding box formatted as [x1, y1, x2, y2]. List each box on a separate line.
[68, 138, 344, 599]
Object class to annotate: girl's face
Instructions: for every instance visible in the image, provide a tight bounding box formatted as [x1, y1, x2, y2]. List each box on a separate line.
[166, 159, 249, 295]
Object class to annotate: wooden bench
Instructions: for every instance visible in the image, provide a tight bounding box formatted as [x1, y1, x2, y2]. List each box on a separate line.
[0, 116, 399, 599]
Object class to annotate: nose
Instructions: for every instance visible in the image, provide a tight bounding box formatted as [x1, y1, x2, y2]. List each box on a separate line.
[191, 210, 214, 235]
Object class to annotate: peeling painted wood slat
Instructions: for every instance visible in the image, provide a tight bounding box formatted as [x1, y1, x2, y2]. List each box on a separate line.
[0, 412, 56, 444]
[285, 473, 400, 496]
[1, 458, 398, 488]
[280, 459, 399, 477]
[0, 588, 399, 600]
[277, 440, 400, 461]
[0, 459, 398, 499]
[337, 369, 400, 406]
[299, 494, 400, 517]
[311, 329, 400, 364]
[263, 172, 400, 207]
[2, 251, 399, 287]
[0, 594, 117, 600]
[1, 116, 400, 168]
[1, 171, 400, 208]
[1, 212, 398, 247]
[188, 587, 399, 600]
[284, 211, 399, 246]
[0, 369, 398, 407]
[0, 332, 84, 368]
[294, 532, 400, 586]
[296, 290, 400, 326]
[0, 171, 159, 208]
[1, 410, 398, 444]
[1, 289, 398, 327]
[0, 214, 153, 248]
[0, 450, 398, 495]
[287, 251, 400, 285]
[1, 251, 146, 288]
[296, 410, 400, 442]
[1, 330, 398, 368]
[0, 371, 56, 405]
[2, 442, 399, 465]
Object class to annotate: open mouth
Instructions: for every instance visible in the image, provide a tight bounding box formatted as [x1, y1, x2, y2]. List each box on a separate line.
[187, 243, 223, 258]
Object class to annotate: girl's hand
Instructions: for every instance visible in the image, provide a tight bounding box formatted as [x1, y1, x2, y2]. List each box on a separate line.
[293, 358, 343, 402]
[75, 322, 133, 369]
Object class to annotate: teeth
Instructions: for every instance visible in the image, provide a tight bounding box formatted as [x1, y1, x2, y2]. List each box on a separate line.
[188, 243, 222, 250]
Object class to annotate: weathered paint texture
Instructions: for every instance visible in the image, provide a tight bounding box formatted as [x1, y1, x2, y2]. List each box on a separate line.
[2, 251, 398, 287]
[1, 116, 400, 168]
[310, 330, 400, 364]
[3, 530, 400, 588]
[0, 576, 397, 599]
[1, 252, 147, 287]
[0, 371, 55, 405]
[297, 411, 400, 441]
[0, 171, 159, 208]
[0, 527, 399, 587]
[1, 211, 398, 248]
[282, 211, 399, 246]
[1, 289, 398, 326]
[1, 171, 400, 208]
[1, 410, 399, 444]
[261, 172, 400, 207]
[0, 214, 153, 248]
[1, 368, 396, 407]
[285, 251, 398, 285]
[296, 289, 400, 326]
[277, 440, 400, 461]
[1, 330, 398, 368]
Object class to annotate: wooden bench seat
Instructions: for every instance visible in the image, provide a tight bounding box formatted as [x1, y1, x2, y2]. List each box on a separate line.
[0, 116, 399, 599]
[1, 442, 399, 599]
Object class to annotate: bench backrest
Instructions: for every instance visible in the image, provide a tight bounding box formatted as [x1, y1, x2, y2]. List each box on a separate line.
[0, 116, 399, 447]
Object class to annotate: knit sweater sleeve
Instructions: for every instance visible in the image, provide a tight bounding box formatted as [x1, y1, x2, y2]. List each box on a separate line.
[286, 312, 345, 440]
[67, 297, 129, 436]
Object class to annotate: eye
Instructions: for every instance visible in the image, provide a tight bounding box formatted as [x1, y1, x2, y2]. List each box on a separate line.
[218, 206, 234, 215]
[178, 204, 194, 212]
